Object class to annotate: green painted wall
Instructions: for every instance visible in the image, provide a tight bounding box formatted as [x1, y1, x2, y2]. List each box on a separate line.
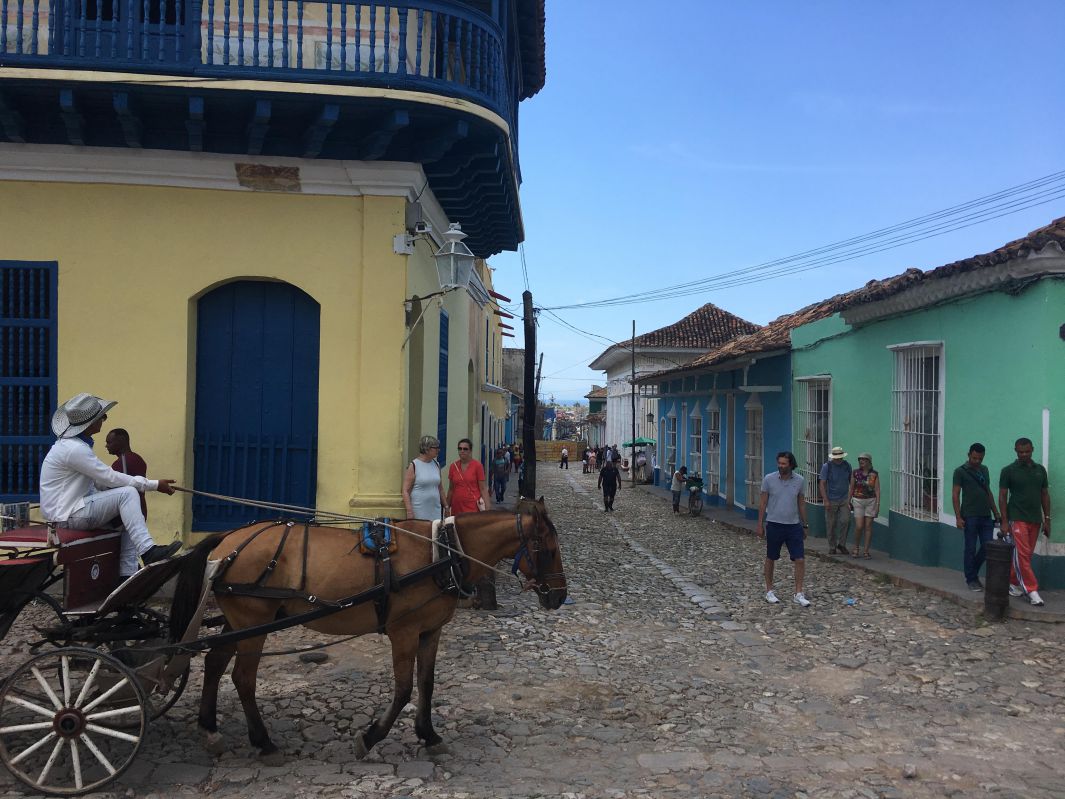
[791, 279, 1065, 584]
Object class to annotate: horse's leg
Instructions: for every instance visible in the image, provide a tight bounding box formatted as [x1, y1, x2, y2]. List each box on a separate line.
[230, 635, 281, 762]
[198, 635, 236, 755]
[355, 627, 418, 759]
[414, 626, 444, 747]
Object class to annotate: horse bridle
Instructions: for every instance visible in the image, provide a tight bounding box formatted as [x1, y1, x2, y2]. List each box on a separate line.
[510, 511, 565, 596]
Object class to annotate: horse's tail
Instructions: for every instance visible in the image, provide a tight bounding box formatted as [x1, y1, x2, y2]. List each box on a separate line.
[168, 534, 227, 642]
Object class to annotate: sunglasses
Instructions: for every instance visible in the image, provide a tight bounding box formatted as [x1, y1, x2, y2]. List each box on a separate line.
[458, 447, 471, 451]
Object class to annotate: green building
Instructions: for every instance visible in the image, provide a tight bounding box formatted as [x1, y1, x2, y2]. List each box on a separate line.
[791, 218, 1065, 587]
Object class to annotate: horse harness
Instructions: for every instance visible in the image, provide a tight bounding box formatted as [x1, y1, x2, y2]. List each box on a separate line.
[211, 518, 475, 634]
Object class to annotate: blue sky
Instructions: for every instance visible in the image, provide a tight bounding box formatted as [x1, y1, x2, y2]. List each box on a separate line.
[487, 1, 1065, 403]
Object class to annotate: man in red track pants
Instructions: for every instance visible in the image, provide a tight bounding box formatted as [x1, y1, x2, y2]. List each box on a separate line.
[999, 437, 1051, 607]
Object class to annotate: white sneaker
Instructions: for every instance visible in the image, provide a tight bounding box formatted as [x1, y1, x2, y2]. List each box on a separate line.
[793, 592, 811, 607]
[1008, 584, 1025, 597]
[765, 590, 780, 604]
[1028, 590, 1045, 606]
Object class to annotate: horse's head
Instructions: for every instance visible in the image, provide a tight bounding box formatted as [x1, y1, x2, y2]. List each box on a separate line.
[515, 496, 567, 610]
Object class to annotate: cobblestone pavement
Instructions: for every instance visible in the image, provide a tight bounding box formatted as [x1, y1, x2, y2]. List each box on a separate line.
[2, 467, 1064, 798]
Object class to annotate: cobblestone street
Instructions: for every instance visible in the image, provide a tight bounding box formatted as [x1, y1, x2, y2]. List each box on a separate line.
[2, 466, 1064, 799]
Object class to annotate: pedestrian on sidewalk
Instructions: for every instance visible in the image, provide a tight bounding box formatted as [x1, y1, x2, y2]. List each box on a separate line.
[402, 435, 446, 520]
[951, 443, 1001, 592]
[998, 437, 1051, 606]
[820, 446, 853, 554]
[582, 447, 590, 474]
[446, 438, 490, 514]
[560, 446, 569, 470]
[849, 453, 879, 558]
[598, 458, 621, 512]
[670, 466, 687, 514]
[491, 447, 510, 504]
[757, 451, 811, 607]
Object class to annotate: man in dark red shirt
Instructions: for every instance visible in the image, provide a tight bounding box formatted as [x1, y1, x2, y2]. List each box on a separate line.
[106, 428, 149, 519]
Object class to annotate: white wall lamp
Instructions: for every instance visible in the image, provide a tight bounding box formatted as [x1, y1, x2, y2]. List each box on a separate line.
[401, 223, 477, 349]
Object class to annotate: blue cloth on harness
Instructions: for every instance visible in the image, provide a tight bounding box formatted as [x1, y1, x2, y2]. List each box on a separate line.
[360, 520, 393, 553]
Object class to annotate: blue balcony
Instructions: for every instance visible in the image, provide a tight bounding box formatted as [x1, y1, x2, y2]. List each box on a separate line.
[0, 0, 544, 254]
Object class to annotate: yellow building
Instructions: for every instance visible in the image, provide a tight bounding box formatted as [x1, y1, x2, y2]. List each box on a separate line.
[0, 1, 545, 537]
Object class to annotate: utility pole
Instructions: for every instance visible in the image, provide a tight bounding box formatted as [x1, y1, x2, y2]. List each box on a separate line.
[631, 320, 637, 486]
[522, 291, 537, 500]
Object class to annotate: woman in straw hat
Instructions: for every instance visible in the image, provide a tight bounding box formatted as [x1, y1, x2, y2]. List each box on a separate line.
[39, 393, 180, 578]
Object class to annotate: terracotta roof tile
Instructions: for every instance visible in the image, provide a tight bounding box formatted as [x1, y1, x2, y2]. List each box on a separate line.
[585, 386, 608, 399]
[669, 216, 1065, 374]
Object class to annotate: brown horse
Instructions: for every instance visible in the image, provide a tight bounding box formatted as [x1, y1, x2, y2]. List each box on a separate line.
[173, 503, 566, 761]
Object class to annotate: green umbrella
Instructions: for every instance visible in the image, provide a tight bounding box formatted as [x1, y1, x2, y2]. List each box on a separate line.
[622, 437, 656, 447]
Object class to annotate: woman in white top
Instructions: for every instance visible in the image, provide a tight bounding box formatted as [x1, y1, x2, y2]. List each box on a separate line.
[402, 435, 447, 520]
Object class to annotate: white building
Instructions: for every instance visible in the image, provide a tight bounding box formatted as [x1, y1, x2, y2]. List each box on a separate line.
[588, 304, 759, 452]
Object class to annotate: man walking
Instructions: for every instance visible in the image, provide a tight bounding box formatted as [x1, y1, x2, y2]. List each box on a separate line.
[560, 446, 569, 470]
[820, 446, 853, 554]
[999, 437, 1051, 606]
[951, 443, 1001, 591]
[757, 451, 811, 607]
[598, 458, 621, 512]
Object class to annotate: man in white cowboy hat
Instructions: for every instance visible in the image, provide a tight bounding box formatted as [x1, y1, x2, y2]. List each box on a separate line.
[39, 393, 180, 578]
[819, 445, 853, 555]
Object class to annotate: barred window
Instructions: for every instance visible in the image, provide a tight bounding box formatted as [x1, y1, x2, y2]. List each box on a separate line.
[707, 401, 721, 495]
[689, 415, 702, 478]
[796, 377, 831, 504]
[744, 395, 764, 508]
[665, 414, 677, 475]
[891, 344, 943, 521]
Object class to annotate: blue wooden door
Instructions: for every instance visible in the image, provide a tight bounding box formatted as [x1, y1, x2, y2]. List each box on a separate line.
[0, 262, 57, 502]
[193, 281, 319, 531]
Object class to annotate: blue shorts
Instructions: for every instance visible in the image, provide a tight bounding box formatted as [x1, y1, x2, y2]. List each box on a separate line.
[765, 521, 804, 561]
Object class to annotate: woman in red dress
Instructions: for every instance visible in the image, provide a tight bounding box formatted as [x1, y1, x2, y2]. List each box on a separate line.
[446, 438, 491, 514]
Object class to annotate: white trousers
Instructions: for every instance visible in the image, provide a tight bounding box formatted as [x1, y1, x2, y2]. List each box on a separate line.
[66, 487, 154, 577]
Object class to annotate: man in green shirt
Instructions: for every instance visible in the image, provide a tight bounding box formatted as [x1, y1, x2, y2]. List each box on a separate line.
[951, 443, 1001, 592]
[998, 437, 1051, 606]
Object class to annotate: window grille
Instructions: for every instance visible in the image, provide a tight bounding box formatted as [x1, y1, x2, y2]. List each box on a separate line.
[891, 345, 942, 520]
[796, 378, 830, 504]
[689, 416, 702, 478]
[665, 415, 677, 474]
[1, 262, 57, 502]
[744, 396, 764, 508]
[707, 405, 721, 495]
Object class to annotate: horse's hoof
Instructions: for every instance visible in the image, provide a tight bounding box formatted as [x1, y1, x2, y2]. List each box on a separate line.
[259, 750, 286, 767]
[203, 731, 226, 756]
[354, 733, 369, 760]
[423, 742, 451, 757]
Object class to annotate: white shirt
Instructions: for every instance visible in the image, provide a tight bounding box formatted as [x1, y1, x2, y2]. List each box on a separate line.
[39, 437, 157, 522]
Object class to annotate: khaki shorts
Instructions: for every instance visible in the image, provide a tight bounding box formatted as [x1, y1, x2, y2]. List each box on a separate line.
[851, 497, 878, 518]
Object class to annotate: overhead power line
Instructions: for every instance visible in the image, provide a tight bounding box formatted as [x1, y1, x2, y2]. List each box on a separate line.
[543, 169, 1065, 311]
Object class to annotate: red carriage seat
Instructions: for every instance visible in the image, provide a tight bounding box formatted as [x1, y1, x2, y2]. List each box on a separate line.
[0, 524, 122, 612]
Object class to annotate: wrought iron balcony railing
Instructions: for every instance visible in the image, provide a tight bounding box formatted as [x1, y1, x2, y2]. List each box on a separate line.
[1, 0, 516, 127]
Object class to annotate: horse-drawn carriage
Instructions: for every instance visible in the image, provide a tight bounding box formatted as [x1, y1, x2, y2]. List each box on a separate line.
[0, 499, 566, 796]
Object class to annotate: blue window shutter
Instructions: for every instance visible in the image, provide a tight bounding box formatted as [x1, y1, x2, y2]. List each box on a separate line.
[0, 261, 58, 502]
[437, 310, 449, 465]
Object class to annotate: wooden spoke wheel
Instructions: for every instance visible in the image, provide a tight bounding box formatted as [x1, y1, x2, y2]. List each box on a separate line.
[0, 647, 148, 796]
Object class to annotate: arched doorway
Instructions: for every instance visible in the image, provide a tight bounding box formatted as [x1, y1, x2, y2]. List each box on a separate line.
[193, 281, 320, 531]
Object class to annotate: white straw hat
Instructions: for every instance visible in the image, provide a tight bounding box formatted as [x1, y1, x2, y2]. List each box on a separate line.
[51, 393, 117, 439]
[829, 446, 847, 460]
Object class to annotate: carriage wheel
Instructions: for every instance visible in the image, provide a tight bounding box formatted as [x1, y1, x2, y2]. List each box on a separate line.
[109, 659, 189, 727]
[0, 648, 147, 796]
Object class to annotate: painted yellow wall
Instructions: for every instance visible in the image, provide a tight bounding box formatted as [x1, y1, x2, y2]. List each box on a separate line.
[0, 180, 410, 538]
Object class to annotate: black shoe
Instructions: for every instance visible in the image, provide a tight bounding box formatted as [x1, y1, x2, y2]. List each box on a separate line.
[141, 541, 181, 565]
[836, 545, 850, 555]
[967, 580, 984, 591]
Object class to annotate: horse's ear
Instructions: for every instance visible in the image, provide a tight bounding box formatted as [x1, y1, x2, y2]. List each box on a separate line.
[537, 496, 545, 504]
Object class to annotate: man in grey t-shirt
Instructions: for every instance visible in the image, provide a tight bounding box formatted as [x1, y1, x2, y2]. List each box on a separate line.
[757, 451, 811, 607]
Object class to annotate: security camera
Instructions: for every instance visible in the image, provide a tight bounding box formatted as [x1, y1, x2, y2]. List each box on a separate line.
[414, 221, 432, 236]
